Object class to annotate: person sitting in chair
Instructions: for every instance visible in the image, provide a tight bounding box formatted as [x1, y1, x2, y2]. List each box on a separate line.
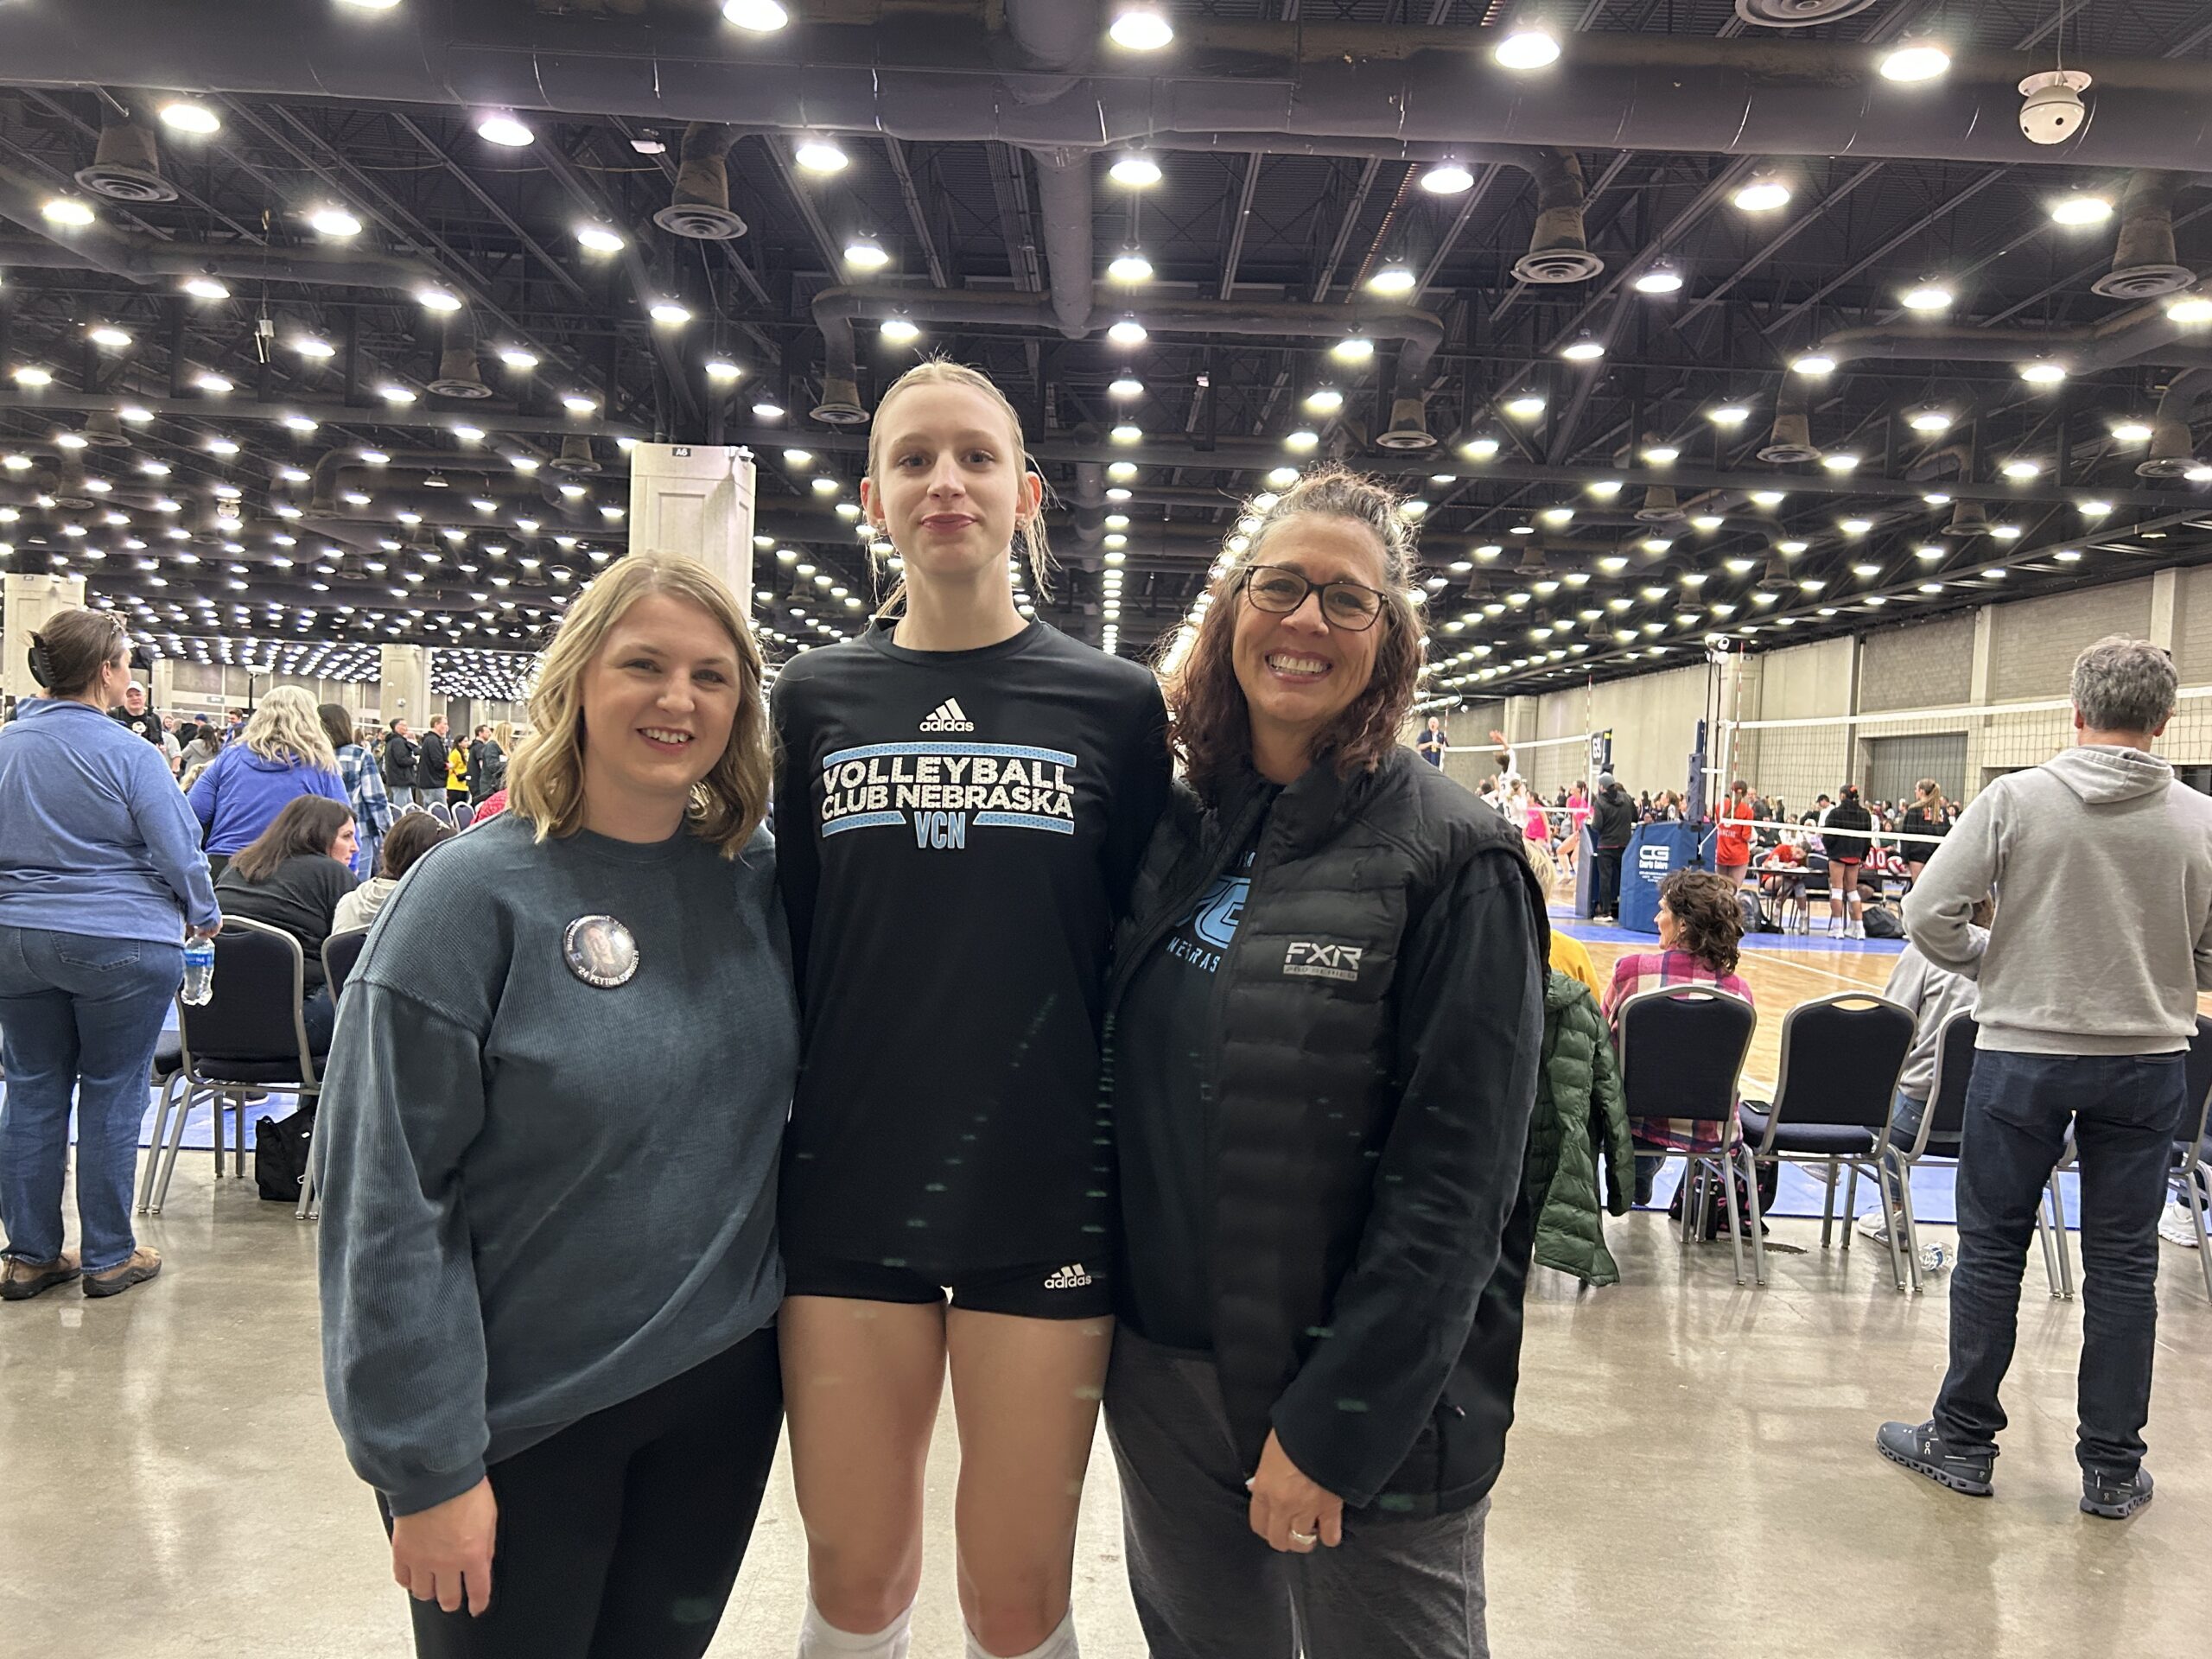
[214, 796, 359, 1052]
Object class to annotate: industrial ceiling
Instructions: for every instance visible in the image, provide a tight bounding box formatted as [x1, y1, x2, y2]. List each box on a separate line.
[1, 0, 2209, 698]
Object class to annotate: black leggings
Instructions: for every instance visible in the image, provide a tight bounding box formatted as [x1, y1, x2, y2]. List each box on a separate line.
[391, 1327, 783, 1659]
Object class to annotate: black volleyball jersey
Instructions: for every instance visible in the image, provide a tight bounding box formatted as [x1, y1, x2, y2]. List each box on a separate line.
[772, 617, 1171, 1275]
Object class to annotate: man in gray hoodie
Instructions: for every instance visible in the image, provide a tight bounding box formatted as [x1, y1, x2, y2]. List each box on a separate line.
[1878, 636, 2212, 1521]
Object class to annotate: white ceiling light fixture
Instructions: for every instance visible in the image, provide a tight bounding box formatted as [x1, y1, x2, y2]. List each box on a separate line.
[1879, 41, 1952, 83]
[416, 285, 463, 313]
[1109, 153, 1163, 188]
[2166, 296, 2212, 325]
[1707, 404, 1750, 425]
[1304, 387, 1344, 414]
[1421, 162, 1475, 195]
[1493, 22, 1562, 70]
[1792, 353, 1836, 375]
[378, 383, 416, 404]
[706, 358, 745, 380]
[880, 316, 921, 344]
[2050, 194, 2113, 227]
[648, 300, 692, 326]
[1901, 281, 1954, 310]
[563, 392, 599, 414]
[1109, 374, 1145, 399]
[1332, 336, 1376, 363]
[1504, 393, 1547, 419]
[722, 0, 791, 30]
[194, 371, 235, 394]
[158, 99, 222, 135]
[308, 204, 364, 238]
[1633, 262, 1684, 295]
[1908, 406, 1953, 432]
[1367, 264, 1418, 296]
[1109, 251, 1154, 283]
[182, 276, 229, 301]
[1109, 318, 1149, 346]
[10, 365, 53, 388]
[41, 195, 96, 227]
[795, 137, 849, 174]
[1109, 5, 1175, 51]
[2020, 359, 2068, 385]
[575, 222, 626, 254]
[1732, 173, 1792, 213]
[843, 236, 890, 270]
[476, 113, 536, 148]
[2001, 458, 2042, 480]
[86, 325, 131, 349]
[2078, 499, 2112, 516]
[499, 346, 539, 372]
[1821, 452, 1860, 474]
[1560, 334, 1605, 362]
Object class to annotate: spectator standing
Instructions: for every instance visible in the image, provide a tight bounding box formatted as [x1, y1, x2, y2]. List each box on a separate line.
[1899, 778, 1950, 885]
[108, 681, 162, 747]
[1602, 868, 1755, 1207]
[1564, 779, 1592, 878]
[1821, 785, 1875, 938]
[1714, 778, 1757, 887]
[214, 797, 359, 1052]
[331, 812, 455, 937]
[381, 719, 420, 809]
[468, 723, 508, 806]
[177, 721, 221, 788]
[0, 608, 218, 1302]
[1590, 772, 1635, 921]
[444, 736, 470, 806]
[1883, 637, 2212, 1522]
[186, 686, 348, 879]
[1414, 714, 1449, 769]
[413, 715, 450, 805]
[321, 702, 393, 881]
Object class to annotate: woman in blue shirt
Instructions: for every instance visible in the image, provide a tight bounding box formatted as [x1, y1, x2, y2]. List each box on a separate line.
[186, 684, 346, 877]
[0, 608, 219, 1301]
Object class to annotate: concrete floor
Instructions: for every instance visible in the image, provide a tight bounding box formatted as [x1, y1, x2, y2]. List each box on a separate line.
[3, 1157, 2209, 1659]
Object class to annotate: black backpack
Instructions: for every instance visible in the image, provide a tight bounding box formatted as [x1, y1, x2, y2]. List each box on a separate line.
[253, 1107, 315, 1204]
[1864, 904, 1904, 939]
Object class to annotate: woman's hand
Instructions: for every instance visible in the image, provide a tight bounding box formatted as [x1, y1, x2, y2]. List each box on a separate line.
[391, 1477, 497, 1615]
[1246, 1431, 1343, 1554]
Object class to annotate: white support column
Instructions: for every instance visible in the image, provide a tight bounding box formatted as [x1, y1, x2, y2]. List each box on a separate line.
[378, 644, 431, 732]
[149, 656, 177, 712]
[626, 443, 758, 612]
[2, 572, 88, 709]
[2148, 567, 2178, 652]
[1964, 605, 1998, 794]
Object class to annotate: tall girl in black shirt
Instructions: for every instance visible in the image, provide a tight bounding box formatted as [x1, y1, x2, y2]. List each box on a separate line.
[772, 361, 1169, 1659]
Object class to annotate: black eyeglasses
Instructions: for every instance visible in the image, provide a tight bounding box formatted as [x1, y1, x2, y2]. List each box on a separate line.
[1236, 563, 1389, 632]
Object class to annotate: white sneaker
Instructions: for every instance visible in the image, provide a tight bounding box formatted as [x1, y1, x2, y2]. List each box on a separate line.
[2158, 1203, 2202, 1247]
[1857, 1209, 1899, 1244]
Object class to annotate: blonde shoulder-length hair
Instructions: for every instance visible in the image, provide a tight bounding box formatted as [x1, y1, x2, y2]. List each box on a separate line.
[244, 683, 337, 772]
[505, 550, 771, 858]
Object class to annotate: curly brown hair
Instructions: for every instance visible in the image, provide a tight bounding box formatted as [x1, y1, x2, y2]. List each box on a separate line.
[1660, 868, 1745, 977]
[1160, 464, 1422, 802]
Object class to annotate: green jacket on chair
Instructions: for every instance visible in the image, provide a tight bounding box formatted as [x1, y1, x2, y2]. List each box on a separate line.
[1525, 969, 1637, 1287]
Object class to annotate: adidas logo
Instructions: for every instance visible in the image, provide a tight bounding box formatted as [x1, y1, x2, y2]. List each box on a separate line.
[918, 697, 976, 733]
[1043, 1262, 1094, 1290]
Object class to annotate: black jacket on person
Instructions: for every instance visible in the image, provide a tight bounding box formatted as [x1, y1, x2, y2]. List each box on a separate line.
[1899, 804, 1949, 848]
[382, 731, 417, 789]
[1822, 797, 1874, 856]
[1592, 783, 1637, 849]
[414, 729, 449, 792]
[1108, 747, 1548, 1517]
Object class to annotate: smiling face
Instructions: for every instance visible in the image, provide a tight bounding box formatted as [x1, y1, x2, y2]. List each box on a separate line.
[1230, 513, 1391, 768]
[577, 590, 741, 820]
[862, 378, 1043, 587]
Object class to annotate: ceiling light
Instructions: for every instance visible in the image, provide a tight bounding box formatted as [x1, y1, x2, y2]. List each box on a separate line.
[1504, 394, 1546, 419]
[1109, 5, 1175, 50]
[1777, 539, 1809, 555]
[377, 383, 416, 404]
[1109, 153, 1163, 188]
[1879, 42, 1951, 82]
[41, 196, 96, 227]
[706, 358, 744, 380]
[1691, 514, 1725, 531]
[1332, 336, 1376, 362]
[54, 431, 86, 449]
[722, 0, 790, 29]
[118, 405, 153, 423]
[2050, 194, 2113, 226]
[1644, 445, 1679, 463]
[2079, 499, 2112, 516]
[1109, 251, 1154, 283]
[158, 99, 222, 134]
[2020, 360, 2067, 385]
[575, 223, 626, 254]
[416, 285, 462, 312]
[649, 300, 691, 326]
[476, 113, 536, 148]
[1792, 353, 1835, 375]
[1840, 518, 1873, 536]
[561, 392, 599, 414]
[1587, 480, 1623, 499]
[2055, 548, 2083, 562]
[1494, 26, 1561, 70]
[1924, 492, 1952, 506]
[843, 236, 889, 270]
[1633, 263, 1684, 296]
[753, 400, 785, 420]
[880, 317, 921, 344]
[499, 347, 539, 371]
[195, 371, 234, 394]
[1108, 374, 1145, 400]
[182, 276, 229, 300]
[2187, 464, 2212, 484]
[2109, 421, 2153, 443]
[306, 203, 364, 238]
[1901, 282, 1953, 310]
[1560, 334, 1605, 362]
[1541, 507, 1573, 525]
[1462, 436, 1501, 460]
[1821, 452, 1860, 473]
[1109, 461, 1140, 480]
[1109, 319, 1148, 346]
[2166, 296, 2212, 325]
[795, 138, 849, 173]
[1111, 423, 1143, 444]
[283, 414, 319, 433]
[2001, 458, 2042, 480]
[1421, 162, 1474, 195]
[1706, 404, 1751, 427]
[1908, 406, 1952, 432]
[1267, 466, 1300, 487]
[1367, 264, 1417, 296]
[810, 477, 839, 495]
[1733, 175, 1792, 213]
[360, 448, 389, 464]
[1990, 524, 2024, 540]
[1285, 429, 1319, 452]
[1751, 490, 1786, 506]
[86, 325, 131, 349]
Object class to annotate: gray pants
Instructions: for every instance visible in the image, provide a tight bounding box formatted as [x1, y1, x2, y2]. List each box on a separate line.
[1103, 1329, 1491, 1659]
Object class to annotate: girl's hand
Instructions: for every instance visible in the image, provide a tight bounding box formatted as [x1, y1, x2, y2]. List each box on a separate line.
[391, 1477, 498, 1616]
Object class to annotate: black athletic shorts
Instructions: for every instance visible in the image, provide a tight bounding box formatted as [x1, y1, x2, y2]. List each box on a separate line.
[782, 1254, 1113, 1320]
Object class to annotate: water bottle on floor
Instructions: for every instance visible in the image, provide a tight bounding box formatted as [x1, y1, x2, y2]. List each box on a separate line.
[1918, 1242, 1950, 1275]
[181, 938, 215, 1006]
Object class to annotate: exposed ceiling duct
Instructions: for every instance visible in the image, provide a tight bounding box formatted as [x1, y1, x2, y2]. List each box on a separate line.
[8, 6, 2212, 172]
[653, 123, 747, 241]
[2093, 171, 2196, 301]
[74, 92, 175, 203]
[808, 285, 1445, 448]
[427, 306, 491, 400]
[1735, 0, 1878, 24]
[2138, 369, 2212, 479]
[1512, 150, 1603, 286]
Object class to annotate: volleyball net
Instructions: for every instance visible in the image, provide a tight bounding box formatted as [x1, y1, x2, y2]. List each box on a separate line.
[1440, 728, 1601, 803]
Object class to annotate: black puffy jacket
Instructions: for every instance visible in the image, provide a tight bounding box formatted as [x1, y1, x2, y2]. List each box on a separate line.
[1107, 749, 1548, 1517]
[1592, 783, 1637, 849]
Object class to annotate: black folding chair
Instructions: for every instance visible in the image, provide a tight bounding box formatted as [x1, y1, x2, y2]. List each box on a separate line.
[452, 801, 476, 830]
[140, 918, 321, 1220]
[1738, 993, 1918, 1292]
[1615, 985, 1761, 1285]
[1891, 1010, 1978, 1294]
[321, 927, 372, 1000]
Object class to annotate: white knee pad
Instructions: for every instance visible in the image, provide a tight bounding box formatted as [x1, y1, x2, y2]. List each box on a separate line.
[966, 1609, 1077, 1659]
[799, 1597, 913, 1659]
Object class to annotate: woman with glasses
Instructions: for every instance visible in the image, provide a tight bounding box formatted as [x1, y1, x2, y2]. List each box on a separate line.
[0, 608, 218, 1300]
[1103, 465, 1548, 1659]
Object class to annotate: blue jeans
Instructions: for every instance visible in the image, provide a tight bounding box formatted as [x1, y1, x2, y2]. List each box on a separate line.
[0, 925, 182, 1272]
[1932, 1049, 2186, 1476]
